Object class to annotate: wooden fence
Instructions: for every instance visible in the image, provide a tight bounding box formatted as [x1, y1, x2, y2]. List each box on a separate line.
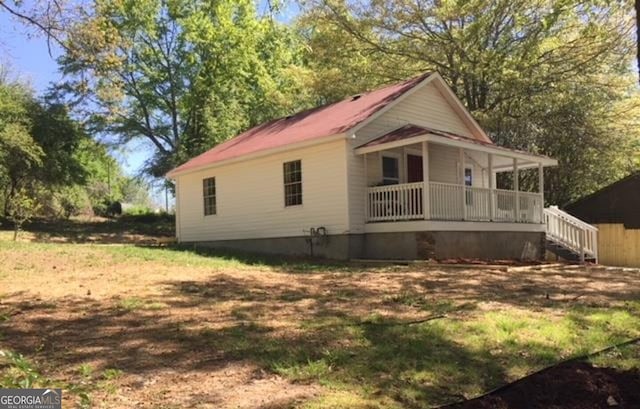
[596, 223, 640, 267]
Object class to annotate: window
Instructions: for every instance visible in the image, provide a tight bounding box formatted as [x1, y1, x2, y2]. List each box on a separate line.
[203, 177, 216, 215]
[464, 167, 473, 186]
[283, 160, 302, 206]
[382, 155, 400, 185]
[464, 167, 473, 205]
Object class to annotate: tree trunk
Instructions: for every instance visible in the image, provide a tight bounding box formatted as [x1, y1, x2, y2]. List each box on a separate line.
[13, 224, 18, 241]
[636, 0, 640, 83]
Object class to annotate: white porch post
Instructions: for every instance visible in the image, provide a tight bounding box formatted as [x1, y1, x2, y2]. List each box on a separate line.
[513, 158, 519, 222]
[459, 148, 466, 220]
[538, 162, 544, 223]
[422, 142, 430, 220]
[363, 153, 368, 222]
[488, 153, 494, 221]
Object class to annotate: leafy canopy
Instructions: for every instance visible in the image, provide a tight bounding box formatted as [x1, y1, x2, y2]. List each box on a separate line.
[59, 0, 313, 177]
[299, 0, 640, 204]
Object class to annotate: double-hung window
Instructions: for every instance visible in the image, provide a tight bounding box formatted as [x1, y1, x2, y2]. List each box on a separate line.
[283, 160, 302, 206]
[382, 155, 400, 185]
[203, 177, 216, 216]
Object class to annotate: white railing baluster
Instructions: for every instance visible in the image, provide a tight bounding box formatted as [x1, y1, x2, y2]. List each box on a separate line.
[543, 206, 598, 262]
[366, 182, 547, 229]
[366, 182, 424, 222]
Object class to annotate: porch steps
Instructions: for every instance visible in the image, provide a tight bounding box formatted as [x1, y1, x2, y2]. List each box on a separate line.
[543, 206, 598, 264]
[545, 239, 596, 264]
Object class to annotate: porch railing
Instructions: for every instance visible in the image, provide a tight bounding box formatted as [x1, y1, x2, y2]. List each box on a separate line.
[430, 182, 463, 220]
[544, 206, 598, 262]
[367, 182, 423, 222]
[366, 182, 543, 224]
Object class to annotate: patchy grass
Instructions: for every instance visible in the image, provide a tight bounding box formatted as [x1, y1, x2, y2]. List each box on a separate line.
[0, 222, 639, 408]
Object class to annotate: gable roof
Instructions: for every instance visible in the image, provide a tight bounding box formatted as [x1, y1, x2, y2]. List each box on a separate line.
[168, 72, 489, 177]
[356, 124, 556, 164]
[168, 73, 433, 176]
[566, 172, 640, 228]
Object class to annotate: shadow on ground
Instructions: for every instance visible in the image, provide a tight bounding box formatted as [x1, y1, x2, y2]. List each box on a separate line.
[2, 260, 639, 408]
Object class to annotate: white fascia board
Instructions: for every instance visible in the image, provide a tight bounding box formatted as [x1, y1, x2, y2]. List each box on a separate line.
[354, 133, 558, 167]
[166, 133, 348, 179]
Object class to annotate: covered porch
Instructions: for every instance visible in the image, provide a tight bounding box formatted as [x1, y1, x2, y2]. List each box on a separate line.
[355, 125, 557, 225]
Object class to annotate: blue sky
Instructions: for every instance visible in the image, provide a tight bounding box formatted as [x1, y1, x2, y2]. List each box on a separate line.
[0, 0, 299, 180]
[0, 11, 151, 177]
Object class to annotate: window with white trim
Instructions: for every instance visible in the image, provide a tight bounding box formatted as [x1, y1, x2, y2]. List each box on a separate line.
[382, 155, 400, 185]
[283, 160, 302, 206]
[203, 177, 216, 216]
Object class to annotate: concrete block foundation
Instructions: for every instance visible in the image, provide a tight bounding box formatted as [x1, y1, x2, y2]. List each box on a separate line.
[187, 230, 545, 261]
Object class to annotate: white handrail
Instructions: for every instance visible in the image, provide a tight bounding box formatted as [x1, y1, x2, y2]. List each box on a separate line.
[367, 182, 424, 222]
[544, 207, 598, 263]
[366, 182, 543, 224]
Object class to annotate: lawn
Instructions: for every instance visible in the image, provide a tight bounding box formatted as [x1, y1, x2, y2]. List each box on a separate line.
[0, 223, 639, 408]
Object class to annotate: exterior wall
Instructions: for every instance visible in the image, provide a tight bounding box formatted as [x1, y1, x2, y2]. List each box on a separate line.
[361, 144, 487, 187]
[347, 81, 485, 233]
[176, 139, 350, 242]
[566, 173, 640, 229]
[348, 143, 490, 233]
[596, 223, 640, 267]
[356, 82, 475, 142]
[188, 230, 544, 261]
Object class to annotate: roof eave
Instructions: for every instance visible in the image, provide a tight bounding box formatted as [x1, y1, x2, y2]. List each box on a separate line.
[166, 132, 349, 179]
[354, 132, 558, 166]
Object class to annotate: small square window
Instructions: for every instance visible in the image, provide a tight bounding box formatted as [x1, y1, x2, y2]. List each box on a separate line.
[203, 177, 216, 216]
[283, 160, 302, 206]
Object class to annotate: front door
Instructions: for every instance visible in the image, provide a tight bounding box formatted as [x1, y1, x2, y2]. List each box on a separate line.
[407, 154, 423, 183]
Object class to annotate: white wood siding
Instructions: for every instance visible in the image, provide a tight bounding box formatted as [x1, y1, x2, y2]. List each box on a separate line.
[356, 82, 475, 143]
[176, 139, 350, 242]
[347, 82, 486, 232]
[348, 143, 489, 231]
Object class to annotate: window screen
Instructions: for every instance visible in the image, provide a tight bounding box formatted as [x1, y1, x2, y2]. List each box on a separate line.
[203, 177, 216, 215]
[283, 160, 302, 206]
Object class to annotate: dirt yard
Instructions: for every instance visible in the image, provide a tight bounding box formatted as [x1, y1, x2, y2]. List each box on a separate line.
[0, 226, 639, 408]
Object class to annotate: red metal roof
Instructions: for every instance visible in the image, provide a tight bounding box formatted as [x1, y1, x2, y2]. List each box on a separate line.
[169, 73, 433, 175]
[357, 124, 432, 147]
[357, 124, 553, 160]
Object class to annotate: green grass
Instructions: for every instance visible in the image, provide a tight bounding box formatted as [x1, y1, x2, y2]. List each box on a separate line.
[1, 224, 639, 408]
[0, 238, 361, 275]
[1, 350, 93, 408]
[190, 303, 640, 408]
[116, 297, 167, 311]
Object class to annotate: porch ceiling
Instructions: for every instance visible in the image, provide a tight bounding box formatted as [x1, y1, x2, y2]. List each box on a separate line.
[355, 124, 558, 168]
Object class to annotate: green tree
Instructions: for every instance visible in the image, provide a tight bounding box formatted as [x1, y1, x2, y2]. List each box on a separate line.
[0, 68, 137, 220]
[6, 187, 39, 240]
[299, 0, 640, 205]
[59, 0, 311, 177]
[0, 81, 44, 215]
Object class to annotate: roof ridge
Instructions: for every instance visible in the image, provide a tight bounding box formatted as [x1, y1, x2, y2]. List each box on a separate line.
[168, 72, 433, 176]
[248, 72, 433, 131]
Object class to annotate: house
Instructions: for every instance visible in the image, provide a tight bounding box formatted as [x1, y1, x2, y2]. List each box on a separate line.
[564, 172, 640, 267]
[167, 72, 563, 261]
